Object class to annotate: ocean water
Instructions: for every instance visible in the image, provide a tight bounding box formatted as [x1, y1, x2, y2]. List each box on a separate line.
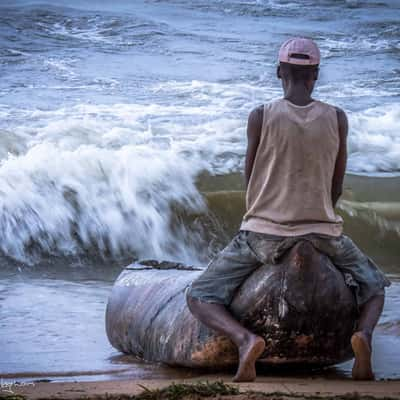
[0, 0, 399, 381]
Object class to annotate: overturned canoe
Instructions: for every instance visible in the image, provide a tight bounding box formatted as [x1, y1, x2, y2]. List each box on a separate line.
[105, 241, 357, 368]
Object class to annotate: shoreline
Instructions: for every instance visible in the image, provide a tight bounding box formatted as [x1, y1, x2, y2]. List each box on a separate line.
[3, 377, 400, 400]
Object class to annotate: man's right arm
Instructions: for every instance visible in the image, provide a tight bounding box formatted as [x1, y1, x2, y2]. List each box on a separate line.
[244, 105, 263, 189]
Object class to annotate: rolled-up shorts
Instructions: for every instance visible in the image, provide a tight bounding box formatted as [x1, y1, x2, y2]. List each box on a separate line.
[186, 230, 391, 307]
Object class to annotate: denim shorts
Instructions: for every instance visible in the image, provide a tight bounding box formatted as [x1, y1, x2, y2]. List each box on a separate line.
[186, 230, 391, 306]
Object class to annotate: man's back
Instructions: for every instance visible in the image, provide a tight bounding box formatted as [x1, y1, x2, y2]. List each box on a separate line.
[241, 98, 343, 237]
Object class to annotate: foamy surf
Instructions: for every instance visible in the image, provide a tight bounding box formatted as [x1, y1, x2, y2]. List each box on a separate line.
[0, 95, 399, 264]
[0, 143, 207, 264]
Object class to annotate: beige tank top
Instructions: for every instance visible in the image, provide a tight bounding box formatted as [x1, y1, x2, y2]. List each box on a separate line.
[241, 98, 343, 237]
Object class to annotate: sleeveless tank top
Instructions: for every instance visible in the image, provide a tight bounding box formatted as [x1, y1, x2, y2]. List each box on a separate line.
[240, 98, 343, 237]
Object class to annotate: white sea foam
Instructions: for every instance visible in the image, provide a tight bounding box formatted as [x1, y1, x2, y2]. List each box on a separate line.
[319, 36, 398, 58]
[348, 104, 400, 173]
[0, 85, 248, 263]
[0, 142, 206, 265]
[49, 20, 114, 44]
[43, 58, 78, 79]
[1, 78, 399, 264]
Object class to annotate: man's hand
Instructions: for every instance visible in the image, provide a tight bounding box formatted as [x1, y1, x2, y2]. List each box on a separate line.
[245, 106, 263, 189]
[332, 107, 348, 207]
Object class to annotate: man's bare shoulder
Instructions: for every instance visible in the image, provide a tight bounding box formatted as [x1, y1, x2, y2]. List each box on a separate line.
[334, 105, 347, 118]
[247, 105, 264, 138]
[248, 99, 284, 131]
[315, 100, 348, 136]
[248, 104, 264, 124]
[334, 106, 349, 138]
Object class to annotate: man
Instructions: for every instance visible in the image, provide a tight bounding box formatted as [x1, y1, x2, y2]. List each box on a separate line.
[186, 38, 391, 382]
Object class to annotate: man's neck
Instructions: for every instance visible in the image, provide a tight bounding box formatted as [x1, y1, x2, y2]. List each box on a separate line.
[283, 82, 314, 106]
[284, 94, 314, 107]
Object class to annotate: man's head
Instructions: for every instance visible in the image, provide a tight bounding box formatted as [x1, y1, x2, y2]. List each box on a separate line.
[276, 38, 320, 94]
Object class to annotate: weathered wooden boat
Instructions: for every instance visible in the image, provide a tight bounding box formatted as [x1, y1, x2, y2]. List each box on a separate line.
[106, 241, 358, 368]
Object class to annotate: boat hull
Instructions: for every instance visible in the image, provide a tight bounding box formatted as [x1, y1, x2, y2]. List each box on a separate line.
[106, 242, 357, 368]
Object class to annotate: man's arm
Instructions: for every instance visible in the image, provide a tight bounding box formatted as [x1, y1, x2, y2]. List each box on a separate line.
[245, 105, 263, 189]
[332, 107, 348, 207]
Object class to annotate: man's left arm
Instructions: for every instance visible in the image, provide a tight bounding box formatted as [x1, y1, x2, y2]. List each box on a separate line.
[332, 107, 349, 207]
[244, 105, 263, 189]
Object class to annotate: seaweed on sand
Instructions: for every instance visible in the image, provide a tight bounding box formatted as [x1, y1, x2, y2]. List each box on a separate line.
[1, 380, 398, 400]
[135, 381, 240, 400]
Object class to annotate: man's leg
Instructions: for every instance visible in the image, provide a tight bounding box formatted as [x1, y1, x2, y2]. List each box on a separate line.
[327, 235, 390, 380]
[351, 293, 384, 380]
[185, 231, 267, 382]
[187, 296, 265, 382]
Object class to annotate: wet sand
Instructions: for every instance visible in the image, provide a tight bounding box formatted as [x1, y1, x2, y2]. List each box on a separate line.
[5, 376, 400, 400]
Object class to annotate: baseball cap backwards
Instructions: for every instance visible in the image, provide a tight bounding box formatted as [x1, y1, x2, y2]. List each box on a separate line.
[278, 38, 320, 66]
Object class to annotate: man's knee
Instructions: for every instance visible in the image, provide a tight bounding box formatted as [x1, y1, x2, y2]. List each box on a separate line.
[369, 288, 385, 301]
[360, 289, 385, 310]
[186, 289, 198, 314]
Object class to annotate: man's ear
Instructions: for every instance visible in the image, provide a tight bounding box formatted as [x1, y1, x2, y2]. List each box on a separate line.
[277, 65, 282, 79]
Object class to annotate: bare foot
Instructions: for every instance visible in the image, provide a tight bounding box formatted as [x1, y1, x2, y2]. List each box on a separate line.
[351, 331, 374, 380]
[232, 335, 265, 382]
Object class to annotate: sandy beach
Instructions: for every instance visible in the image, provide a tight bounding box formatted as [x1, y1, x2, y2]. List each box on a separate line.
[4, 376, 400, 400]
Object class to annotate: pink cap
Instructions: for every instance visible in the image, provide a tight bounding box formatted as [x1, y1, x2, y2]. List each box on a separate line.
[278, 38, 320, 65]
